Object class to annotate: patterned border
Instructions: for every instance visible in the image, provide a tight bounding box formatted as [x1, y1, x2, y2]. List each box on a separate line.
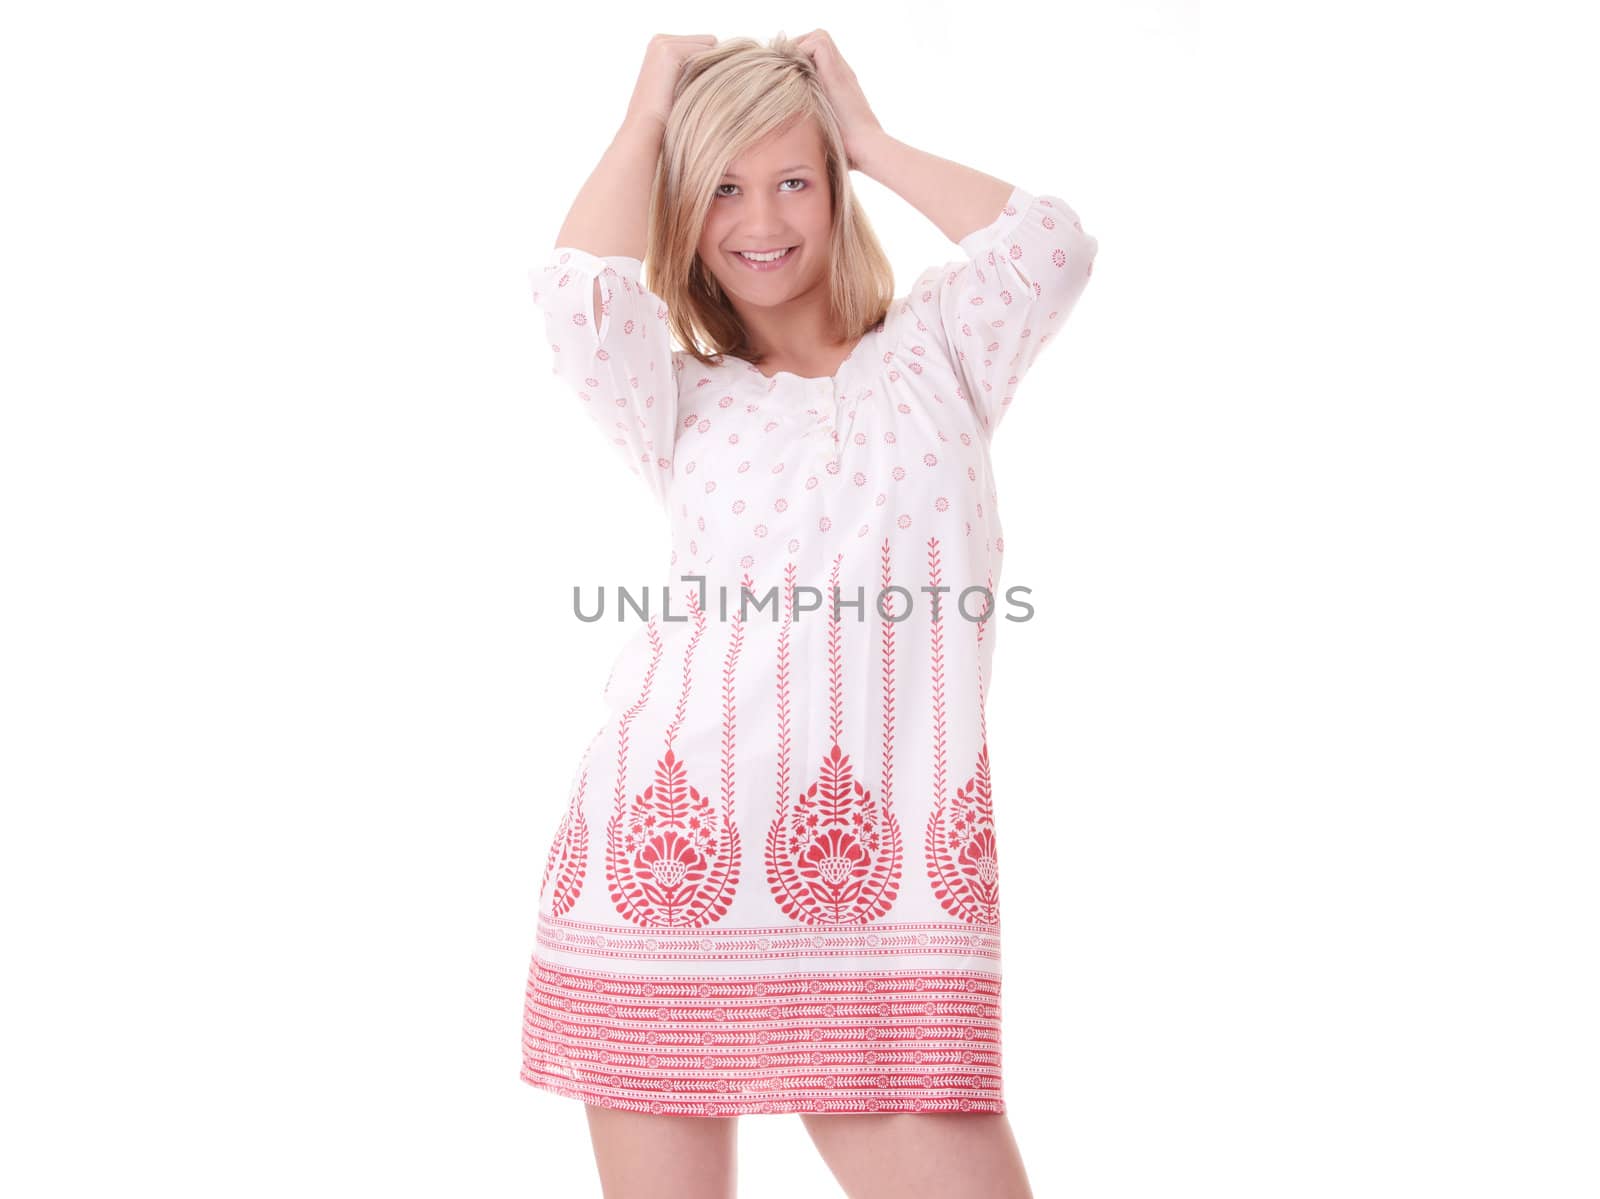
[523, 959, 1006, 1116]
[537, 912, 1001, 963]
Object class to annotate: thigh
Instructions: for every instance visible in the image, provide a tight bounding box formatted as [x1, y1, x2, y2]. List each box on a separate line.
[799, 1112, 1032, 1199]
[584, 1104, 738, 1199]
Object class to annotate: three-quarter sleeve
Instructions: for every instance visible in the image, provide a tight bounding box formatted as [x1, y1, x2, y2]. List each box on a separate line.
[901, 186, 1098, 439]
[528, 248, 679, 508]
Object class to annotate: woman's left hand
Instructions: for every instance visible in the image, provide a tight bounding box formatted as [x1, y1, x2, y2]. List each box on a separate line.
[794, 30, 885, 169]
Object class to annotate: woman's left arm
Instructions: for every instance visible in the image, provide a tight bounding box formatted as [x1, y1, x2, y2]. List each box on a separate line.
[798, 31, 1098, 437]
[857, 132, 1099, 438]
[851, 130, 1021, 248]
[795, 28, 1069, 246]
[888, 175, 1099, 438]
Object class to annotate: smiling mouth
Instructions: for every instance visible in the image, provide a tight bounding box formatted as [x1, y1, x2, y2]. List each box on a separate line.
[734, 245, 798, 269]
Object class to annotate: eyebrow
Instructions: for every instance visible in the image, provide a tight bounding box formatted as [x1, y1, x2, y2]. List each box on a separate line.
[721, 165, 816, 179]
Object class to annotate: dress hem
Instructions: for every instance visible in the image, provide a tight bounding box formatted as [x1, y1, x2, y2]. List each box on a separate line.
[519, 1063, 1007, 1117]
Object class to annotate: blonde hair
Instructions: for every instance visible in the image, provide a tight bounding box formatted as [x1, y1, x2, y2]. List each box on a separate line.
[642, 34, 896, 369]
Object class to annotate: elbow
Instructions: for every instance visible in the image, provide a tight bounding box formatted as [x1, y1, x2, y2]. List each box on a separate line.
[1044, 227, 1097, 312]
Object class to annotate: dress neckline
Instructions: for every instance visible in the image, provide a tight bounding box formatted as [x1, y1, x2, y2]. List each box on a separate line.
[730, 327, 877, 385]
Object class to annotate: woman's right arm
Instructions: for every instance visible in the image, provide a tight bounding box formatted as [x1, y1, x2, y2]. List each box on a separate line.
[552, 115, 667, 326]
[528, 36, 714, 509]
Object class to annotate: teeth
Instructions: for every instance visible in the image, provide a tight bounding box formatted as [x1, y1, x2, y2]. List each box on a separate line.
[738, 247, 792, 262]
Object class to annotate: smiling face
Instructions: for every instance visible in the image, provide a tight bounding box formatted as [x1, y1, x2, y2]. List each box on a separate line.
[696, 116, 834, 317]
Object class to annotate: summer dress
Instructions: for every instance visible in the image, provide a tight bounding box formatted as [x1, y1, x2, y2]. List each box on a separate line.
[521, 184, 1097, 1116]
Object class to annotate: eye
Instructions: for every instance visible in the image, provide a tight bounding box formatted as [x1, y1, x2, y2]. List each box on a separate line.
[714, 178, 809, 199]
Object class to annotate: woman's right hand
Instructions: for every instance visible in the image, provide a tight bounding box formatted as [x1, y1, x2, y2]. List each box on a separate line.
[624, 34, 718, 130]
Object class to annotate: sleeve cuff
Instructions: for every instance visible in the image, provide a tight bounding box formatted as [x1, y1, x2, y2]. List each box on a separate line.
[546, 246, 647, 279]
[957, 185, 1035, 258]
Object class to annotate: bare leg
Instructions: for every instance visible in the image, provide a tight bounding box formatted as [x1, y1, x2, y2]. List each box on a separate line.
[799, 1112, 1033, 1199]
[584, 1104, 738, 1199]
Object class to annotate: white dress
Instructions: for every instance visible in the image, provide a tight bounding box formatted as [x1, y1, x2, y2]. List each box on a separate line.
[521, 184, 1097, 1116]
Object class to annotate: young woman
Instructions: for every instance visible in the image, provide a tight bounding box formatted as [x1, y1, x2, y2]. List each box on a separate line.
[522, 30, 1097, 1198]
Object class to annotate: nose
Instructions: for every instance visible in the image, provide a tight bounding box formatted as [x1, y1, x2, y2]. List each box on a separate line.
[738, 191, 789, 243]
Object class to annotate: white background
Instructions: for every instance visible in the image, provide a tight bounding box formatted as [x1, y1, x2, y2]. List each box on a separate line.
[3, 1, 1596, 1195]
